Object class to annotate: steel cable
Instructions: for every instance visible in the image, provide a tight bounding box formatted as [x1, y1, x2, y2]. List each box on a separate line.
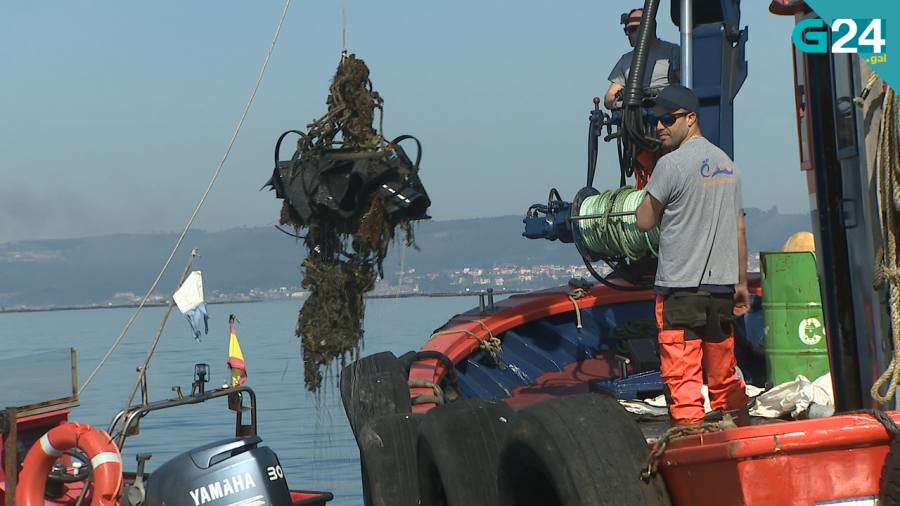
[79, 0, 292, 397]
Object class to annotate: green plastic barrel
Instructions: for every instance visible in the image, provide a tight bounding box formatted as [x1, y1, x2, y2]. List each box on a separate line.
[760, 251, 831, 386]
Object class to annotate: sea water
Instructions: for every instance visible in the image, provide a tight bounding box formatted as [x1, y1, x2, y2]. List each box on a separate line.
[0, 295, 482, 506]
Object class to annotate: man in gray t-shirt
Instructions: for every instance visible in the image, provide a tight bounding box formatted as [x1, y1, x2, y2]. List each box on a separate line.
[604, 8, 681, 110]
[635, 85, 750, 427]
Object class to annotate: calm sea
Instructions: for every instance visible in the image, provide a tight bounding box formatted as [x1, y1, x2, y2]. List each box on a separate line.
[0, 296, 483, 506]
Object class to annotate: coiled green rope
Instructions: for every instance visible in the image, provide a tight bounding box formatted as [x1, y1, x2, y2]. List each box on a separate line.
[576, 186, 660, 260]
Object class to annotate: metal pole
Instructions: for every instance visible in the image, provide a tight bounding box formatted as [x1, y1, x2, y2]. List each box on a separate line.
[4, 408, 17, 506]
[569, 211, 637, 221]
[680, 0, 693, 88]
[115, 249, 199, 447]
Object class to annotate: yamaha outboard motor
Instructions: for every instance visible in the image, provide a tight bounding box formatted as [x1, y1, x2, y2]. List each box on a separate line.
[141, 436, 292, 506]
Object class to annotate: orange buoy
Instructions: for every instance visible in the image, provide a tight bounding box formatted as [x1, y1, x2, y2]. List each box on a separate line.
[16, 422, 123, 506]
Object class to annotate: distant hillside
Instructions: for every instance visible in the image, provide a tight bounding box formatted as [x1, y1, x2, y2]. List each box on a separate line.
[0, 209, 811, 308]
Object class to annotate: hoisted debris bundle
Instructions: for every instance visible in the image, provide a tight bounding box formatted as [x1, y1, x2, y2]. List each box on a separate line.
[265, 54, 430, 391]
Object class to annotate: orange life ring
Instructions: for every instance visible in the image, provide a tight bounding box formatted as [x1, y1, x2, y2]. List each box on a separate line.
[16, 422, 123, 506]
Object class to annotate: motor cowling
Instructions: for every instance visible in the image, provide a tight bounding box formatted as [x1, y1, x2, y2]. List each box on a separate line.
[143, 436, 292, 506]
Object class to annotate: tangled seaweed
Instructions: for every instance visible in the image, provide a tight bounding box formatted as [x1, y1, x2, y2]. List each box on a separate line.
[266, 54, 430, 391]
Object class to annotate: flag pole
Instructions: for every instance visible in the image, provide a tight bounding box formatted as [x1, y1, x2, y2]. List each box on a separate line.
[114, 248, 200, 448]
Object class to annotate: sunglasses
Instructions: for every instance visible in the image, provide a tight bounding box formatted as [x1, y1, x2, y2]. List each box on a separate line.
[624, 25, 639, 34]
[652, 112, 690, 126]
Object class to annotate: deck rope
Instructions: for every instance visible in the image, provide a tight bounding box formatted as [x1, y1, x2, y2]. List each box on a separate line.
[79, 0, 292, 397]
[568, 287, 587, 328]
[871, 83, 900, 404]
[641, 419, 732, 480]
[429, 320, 503, 366]
[575, 186, 659, 260]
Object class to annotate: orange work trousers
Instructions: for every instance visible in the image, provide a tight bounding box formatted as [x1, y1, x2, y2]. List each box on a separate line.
[655, 293, 749, 425]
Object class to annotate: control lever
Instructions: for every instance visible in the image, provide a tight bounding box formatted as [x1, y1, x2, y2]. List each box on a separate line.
[123, 453, 152, 506]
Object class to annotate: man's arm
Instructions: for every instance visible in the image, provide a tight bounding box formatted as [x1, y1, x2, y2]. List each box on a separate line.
[636, 192, 665, 232]
[734, 211, 750, 316]
[604, 82, 624, 110]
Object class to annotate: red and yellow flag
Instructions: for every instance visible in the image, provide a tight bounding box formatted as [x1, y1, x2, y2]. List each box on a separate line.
[227, 321, 247, 387]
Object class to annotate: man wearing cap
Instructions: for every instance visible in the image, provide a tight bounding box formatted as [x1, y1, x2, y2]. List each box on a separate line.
[604, 8, 681, 110]
[635, 84, 751, 427]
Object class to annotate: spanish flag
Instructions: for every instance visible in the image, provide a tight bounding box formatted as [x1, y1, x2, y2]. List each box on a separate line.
[227, 316, 247, 387]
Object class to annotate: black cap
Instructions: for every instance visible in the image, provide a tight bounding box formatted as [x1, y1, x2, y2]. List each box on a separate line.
[642, 85, 700, 113]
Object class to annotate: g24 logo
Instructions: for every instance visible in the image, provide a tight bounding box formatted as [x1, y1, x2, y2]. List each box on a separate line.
[792, 18, 886, 54]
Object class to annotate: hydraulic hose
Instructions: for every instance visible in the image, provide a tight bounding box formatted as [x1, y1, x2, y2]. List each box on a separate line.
[619, 0, 663, 182]
[622, 0, 661, 109]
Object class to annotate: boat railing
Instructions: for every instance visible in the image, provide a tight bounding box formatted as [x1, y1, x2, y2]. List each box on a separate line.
[107, 385, 257, 450]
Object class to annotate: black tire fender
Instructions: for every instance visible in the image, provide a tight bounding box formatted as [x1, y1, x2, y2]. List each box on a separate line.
[416, 399, 515, 506]
[497, 393, 672, 506]
[341, 352, 412, 440]
[359, 412, 423, 506]
[880, 438, 900, 505]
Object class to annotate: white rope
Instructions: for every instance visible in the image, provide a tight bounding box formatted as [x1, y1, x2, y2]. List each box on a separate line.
[854, 72, 880, 107]
[79, 0, 292, 397]
[870, 82, 900, 404]
[568, 287, 587, 329]
[429, 320, 503, 365]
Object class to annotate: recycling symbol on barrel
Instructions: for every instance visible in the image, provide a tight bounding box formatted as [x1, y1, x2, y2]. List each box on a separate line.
[798, 317, 825, 345]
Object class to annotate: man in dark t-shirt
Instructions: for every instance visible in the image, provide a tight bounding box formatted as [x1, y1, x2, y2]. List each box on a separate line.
[604, 8, 681, 110]
[635, 85, 750, 427]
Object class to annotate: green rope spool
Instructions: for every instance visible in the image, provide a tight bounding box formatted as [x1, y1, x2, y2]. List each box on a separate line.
[575, 186, 659, 260]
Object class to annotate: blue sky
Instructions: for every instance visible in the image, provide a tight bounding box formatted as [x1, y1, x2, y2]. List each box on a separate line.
[0, 1, 804, 244]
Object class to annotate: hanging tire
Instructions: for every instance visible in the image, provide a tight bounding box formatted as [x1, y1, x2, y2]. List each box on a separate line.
[880, 438, 900, 504]
[359, 412, 423, 506]
[497, 393, 672, 506]
[417, 398, 515, 506]
[341, 352, 412, 440]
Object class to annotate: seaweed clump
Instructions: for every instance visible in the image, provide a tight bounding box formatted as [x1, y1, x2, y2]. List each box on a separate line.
[265, 54, 430, 391]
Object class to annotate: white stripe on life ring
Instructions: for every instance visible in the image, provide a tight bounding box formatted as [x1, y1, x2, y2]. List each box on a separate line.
[39, 434, 63, 457]
[90, 452, 121, 468]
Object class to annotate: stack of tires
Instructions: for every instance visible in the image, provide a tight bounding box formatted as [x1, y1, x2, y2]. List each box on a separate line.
[341, 353, 672, 506]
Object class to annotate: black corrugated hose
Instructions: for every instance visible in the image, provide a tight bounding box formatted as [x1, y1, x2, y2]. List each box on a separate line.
[619, 0, 663, 182]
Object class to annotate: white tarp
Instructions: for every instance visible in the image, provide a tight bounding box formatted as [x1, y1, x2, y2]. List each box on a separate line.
[619, 374, 836, 420]
[750, 373, 833, 419]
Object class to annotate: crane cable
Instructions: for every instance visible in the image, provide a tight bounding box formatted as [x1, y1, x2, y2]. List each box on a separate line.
[342, 0, 347, 57]
[870, 83, 900, 404]
[78, 0, 292, 397]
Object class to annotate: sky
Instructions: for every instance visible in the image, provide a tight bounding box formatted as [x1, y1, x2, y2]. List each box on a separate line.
[0, 1, 805, 244]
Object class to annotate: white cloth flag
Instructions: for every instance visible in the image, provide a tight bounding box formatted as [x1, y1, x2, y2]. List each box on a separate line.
[173, 271, 204, 313]
[173, 271, 209, 341]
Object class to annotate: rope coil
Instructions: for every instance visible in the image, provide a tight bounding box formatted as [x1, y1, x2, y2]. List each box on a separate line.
[870, 82, 900, 404]
[576, 186, 659, 260]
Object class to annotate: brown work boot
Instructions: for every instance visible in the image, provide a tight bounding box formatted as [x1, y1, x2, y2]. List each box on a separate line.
[724, 406, 751, 427]
[670, 418, 704, 428]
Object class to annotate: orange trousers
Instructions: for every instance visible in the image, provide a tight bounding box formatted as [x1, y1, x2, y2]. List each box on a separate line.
[655, 295, 749, 424]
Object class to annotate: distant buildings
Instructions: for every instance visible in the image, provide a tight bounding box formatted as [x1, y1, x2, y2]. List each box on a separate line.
[2, 255, 766, 311]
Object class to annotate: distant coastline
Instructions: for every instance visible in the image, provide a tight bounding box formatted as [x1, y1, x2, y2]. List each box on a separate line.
[364, 289, 532, 300]
[0, 299, 264, 314]
[0, 290, 537, 314]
